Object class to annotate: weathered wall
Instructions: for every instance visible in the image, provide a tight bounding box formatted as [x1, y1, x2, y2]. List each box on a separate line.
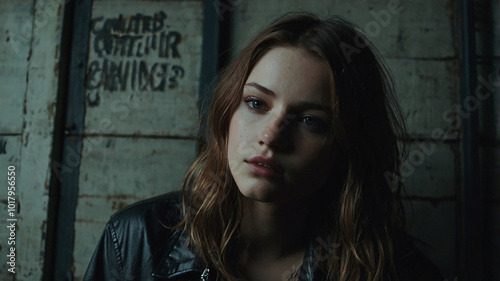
[0, 0, 66, 280]
[0, 0, 202, 280]
[71, 1, 202, 280]
[228, 0, 459, 278]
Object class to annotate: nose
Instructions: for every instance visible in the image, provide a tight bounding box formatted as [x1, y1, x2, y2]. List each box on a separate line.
[258, 113, 291, 151]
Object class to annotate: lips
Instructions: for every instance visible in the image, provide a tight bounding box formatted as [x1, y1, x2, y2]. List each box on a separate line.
[245, 156, 284, 176]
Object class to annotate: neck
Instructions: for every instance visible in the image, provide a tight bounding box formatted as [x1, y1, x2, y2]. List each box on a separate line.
[238, 197, 312, 261]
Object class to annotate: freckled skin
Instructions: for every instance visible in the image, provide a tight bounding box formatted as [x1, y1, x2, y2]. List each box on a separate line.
[227, 47, 336, 205]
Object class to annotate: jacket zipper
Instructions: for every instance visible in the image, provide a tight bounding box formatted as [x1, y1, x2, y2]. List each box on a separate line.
[200, 268, 210, 281]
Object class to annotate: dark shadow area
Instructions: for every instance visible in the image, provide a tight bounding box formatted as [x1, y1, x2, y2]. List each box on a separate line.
[475, 0, 498, 279]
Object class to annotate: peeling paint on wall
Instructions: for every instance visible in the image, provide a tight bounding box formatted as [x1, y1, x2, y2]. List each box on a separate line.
[72, 1, 203, 280]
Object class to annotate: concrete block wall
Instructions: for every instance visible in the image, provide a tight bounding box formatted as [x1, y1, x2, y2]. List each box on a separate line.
[0, 0, 203, 280]
[228, 0, 460, 278]
[71, 1, 202, 280]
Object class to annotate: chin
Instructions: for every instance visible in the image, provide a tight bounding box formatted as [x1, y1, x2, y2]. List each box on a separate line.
[237, 182, 283, 203]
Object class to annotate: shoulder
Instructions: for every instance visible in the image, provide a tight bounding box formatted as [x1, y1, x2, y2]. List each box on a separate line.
[108, 190, 183, 228]
[84, 191, 186, 280]
[106, 191, 185, 269]
[104, 190, 185, 255]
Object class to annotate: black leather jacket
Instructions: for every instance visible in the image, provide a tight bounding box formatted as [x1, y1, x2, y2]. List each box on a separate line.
[83, 191, 444, 281]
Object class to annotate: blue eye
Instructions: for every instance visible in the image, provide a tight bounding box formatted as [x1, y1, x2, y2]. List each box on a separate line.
[244, 98, 267, 111]
[249, 100, 264, 109]
[302, 116, 326, 131]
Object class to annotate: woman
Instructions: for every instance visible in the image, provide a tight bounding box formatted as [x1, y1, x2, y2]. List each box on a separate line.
[84, 13, 443, 281]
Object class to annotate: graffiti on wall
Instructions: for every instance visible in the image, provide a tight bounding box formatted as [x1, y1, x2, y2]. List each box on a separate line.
[86, 11, 185, 92]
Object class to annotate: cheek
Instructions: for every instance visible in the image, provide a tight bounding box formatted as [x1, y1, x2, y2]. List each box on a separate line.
[295, 139, 334, 173]
[227, 118, 239, 172]
[228, 111, 242, 143]
[295, 136, 327, 158]
[227, 111, 247, 162]
[227, 118, 238, 155]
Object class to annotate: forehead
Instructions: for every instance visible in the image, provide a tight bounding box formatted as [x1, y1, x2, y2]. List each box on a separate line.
[245, 46, 333, 103]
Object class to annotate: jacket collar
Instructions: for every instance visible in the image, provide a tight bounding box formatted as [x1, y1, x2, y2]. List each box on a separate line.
[152, 229, 324, 281]
[152, 228, 206, 279]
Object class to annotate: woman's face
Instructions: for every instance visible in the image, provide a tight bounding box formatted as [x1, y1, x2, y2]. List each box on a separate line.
[227, 46, 336, 205]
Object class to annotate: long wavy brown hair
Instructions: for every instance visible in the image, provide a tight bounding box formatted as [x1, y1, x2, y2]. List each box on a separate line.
[180, 13, 407, 281]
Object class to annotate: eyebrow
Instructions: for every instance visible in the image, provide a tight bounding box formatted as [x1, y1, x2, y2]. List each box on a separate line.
[245, 82, 276, 97]
[244, 82, 332, 113]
